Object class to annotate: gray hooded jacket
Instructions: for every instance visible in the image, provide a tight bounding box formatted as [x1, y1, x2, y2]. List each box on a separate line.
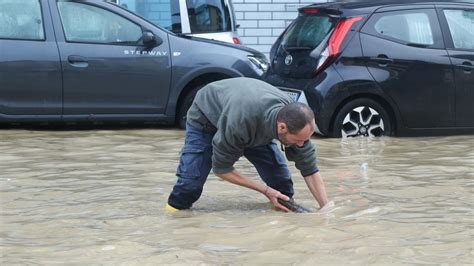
[186, 77, 318, 176]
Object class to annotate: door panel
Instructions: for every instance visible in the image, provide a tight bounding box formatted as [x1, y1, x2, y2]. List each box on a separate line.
[59, 43, 171, 115]
[0, 0, 61, 116]
[449, 51, 474, 127]
[441, 8, 474, 127]
[53, 1, 171, 115]
[361, 9, 455, 128]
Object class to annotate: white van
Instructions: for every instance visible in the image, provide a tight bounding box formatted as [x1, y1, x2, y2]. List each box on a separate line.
[116, 0, 241, 44]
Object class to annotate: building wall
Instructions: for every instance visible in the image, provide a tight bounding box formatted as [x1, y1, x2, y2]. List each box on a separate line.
[233, 0, 328, 58]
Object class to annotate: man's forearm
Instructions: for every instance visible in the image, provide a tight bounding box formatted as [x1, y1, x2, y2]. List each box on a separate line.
[215, 170, 267, 194]
[216, 170, 291, 212]
[304, 171, 329, 208]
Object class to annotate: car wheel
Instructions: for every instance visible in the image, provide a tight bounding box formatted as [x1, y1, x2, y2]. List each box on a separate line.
[333, 98, 392, 138]
[177, 86, 202, 129]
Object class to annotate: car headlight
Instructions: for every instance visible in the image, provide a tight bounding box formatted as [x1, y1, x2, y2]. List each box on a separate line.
[247, 55, 269, 76]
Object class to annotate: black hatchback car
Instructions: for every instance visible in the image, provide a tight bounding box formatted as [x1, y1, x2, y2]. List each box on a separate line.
[265, 0, 474, 137]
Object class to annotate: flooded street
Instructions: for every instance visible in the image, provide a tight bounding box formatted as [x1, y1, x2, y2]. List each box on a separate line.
[0, 128, 473, 264]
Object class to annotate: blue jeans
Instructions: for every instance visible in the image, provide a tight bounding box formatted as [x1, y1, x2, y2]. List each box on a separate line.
[168, 123, 294, 210]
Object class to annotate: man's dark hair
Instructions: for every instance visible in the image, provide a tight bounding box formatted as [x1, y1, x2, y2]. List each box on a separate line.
[277, 103, 315, 134]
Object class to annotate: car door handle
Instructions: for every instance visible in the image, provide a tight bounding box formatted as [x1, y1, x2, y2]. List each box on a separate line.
[456, 62, 474, 72]
[68, 55, 89, 68]
[371, 55, 393, 66]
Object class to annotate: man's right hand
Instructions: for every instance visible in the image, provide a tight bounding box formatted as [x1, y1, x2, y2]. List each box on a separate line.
[215, 171, 292, 212]
[263, 186, 291, 212]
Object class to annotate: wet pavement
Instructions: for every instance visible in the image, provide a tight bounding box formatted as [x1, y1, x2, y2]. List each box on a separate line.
[0, 128, 473, 264]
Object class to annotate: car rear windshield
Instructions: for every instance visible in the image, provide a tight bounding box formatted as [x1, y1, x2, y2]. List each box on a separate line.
[117, 0, 232, 33]
[281, 14, 335, 50]
[187, 0, 232, 33]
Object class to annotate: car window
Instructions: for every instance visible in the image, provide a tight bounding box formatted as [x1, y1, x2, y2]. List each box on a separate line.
[57, 1, 142, 44]
[118, 0, 181, 33]
[186, 0, 231, 33]
[374, 12, 434, 45]
[443, 9, 474, 50]
[160, 0, 181, 33]
[0, 0, 44, 40]
[281, 15, 334, 50]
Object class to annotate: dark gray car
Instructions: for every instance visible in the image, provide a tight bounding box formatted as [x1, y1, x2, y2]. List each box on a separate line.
[0, 0, 269, 128]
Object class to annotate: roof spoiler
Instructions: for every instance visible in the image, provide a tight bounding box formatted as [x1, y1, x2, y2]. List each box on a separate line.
[298, 7, 343, 17]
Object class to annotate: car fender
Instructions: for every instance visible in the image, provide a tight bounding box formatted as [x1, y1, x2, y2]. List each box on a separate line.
[165, 66, 243, 116]
[165, 35, 265, 117]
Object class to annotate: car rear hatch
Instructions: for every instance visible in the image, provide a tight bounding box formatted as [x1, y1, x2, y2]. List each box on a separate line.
[269, 5, 365, 79]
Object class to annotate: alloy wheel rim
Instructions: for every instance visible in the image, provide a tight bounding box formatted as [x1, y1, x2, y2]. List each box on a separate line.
[341, 106, 385, 137]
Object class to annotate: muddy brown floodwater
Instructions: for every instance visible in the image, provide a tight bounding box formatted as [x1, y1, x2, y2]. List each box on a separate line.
[0, 128, 473, 264]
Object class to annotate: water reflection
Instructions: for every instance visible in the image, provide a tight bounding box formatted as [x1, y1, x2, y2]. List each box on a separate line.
[0, 129, 472, 264]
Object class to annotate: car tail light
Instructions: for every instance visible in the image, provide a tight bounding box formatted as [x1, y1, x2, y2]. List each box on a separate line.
[233, 37, 241, 45]
[314, 16, 363, 75]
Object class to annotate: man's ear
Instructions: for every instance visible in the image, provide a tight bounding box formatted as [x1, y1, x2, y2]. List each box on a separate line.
[277, 121, 287, 134]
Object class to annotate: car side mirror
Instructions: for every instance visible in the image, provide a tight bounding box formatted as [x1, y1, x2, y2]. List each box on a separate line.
[142, 31, 162, 47]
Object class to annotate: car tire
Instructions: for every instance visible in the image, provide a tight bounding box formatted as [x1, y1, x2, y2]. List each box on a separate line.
[177, 86, 202, 129]
[333, 98, 392, 138]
